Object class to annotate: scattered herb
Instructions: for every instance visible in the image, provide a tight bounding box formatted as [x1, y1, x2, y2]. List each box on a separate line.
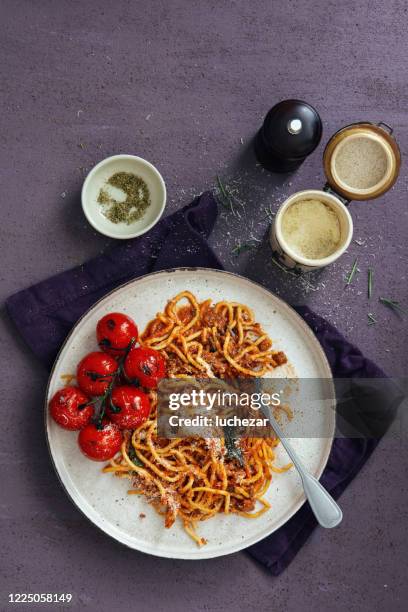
[128, 446, 144, 467]
[265, 204, 275, 223]
[368, 268, 373, 299]
[271, 256, 300, 278]
[224, 426, 244, 466]
[98, 172, 151, 225]
[215, 175, 245, 219]
[270, 256, 319, 291]
[215, 175, 233, 210]
[367, 313, 377, 325]
[345, 258, 358, 285]
[249, 232, 261, 244]
[379, 297, 406, 316]
[232, 241, 257, 256]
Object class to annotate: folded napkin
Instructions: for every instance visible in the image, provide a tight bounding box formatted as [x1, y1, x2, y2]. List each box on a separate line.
[5, 191, 394, 575]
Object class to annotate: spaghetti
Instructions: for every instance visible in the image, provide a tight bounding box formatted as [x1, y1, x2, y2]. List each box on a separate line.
[103, 291, 291, 546]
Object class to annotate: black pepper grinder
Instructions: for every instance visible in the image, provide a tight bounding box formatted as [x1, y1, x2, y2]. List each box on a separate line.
[254, 99, 322, 172]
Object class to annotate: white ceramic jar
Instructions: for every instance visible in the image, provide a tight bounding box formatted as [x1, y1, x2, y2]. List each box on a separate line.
[270, 189, 353, 272]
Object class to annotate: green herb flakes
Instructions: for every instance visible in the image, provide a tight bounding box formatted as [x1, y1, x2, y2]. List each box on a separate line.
[98, 172, 151, 225]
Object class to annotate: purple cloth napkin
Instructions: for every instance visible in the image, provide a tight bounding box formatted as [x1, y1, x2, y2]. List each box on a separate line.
[5, 191, 387, 575]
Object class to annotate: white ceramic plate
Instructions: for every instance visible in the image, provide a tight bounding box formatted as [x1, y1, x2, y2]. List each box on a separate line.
[45, 268, 335, 560]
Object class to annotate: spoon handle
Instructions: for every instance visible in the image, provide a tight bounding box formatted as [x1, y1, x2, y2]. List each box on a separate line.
[301, 472, 343, 528]
[265, 409, 342, 529]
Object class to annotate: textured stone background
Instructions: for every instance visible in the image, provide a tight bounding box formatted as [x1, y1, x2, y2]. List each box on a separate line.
[1, 1, 407, 610]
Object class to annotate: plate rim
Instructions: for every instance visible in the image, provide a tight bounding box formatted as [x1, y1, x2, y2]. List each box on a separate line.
[44, 267, 335, 560]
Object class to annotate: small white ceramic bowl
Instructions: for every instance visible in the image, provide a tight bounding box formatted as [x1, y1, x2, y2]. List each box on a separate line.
[81, 154, 166, 239]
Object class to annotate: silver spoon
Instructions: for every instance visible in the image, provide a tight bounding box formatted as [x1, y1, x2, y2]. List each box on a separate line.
[265, 408, 343, 528]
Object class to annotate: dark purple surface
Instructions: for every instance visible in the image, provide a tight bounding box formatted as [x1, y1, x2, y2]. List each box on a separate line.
[1, 1, 407, 611]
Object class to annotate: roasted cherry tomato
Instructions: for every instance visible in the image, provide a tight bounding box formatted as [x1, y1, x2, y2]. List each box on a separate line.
[78, 419, 122, 461]
[49, 386, 93, 430]
[77, 351, 118, 396]
[124, 346, 166, 389]
[106, 385, 151, 429]
[96, 312, 138, 356]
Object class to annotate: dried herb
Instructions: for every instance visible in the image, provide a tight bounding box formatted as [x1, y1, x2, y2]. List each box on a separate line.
[232, 241, 257, 256]
[216, 175, 233, 210]
[367, 313, 377, 325]
[88, 337, 136, 428]
[128, 446, 144, 467]
[345, 258, 358, 285]
[270, 257, 319, 292]
[216, 175, 229, 200]
[224, 426, 244, 466]
[368, 268, 373, 299]
[265, 204, 275, 223]
[214, 175, 246, 220]
[379, 297, 406, 316]
[98, 172, 151, 225]
[271, 256, 300, 278]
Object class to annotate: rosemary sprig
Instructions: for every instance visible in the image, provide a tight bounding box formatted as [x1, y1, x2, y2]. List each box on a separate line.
[128, 446, 144, 467]
[216, 175, 233, 210]
[368, 268, 373, 299]
[215, 176, 246, 219]
[224, 426, 244, 466]
[345, 258, 358, 285]
[379, 297, 406, 316]
[78, 395, 101, 411]
[265, 204, 275, 223]
[270, 257, 319, 291]
[90, 337, 136, 428]
[232, 241, 257, 256]
[271, 256, 300, 278]
[367, 313, 377, 325]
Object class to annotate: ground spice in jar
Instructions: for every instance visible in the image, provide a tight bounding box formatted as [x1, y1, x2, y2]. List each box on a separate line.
[98, 172, 151, 224]
[334, 136, 388, 190]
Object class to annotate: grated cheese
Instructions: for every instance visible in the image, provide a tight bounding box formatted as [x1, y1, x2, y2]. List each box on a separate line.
[281, 199, 341, 260]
